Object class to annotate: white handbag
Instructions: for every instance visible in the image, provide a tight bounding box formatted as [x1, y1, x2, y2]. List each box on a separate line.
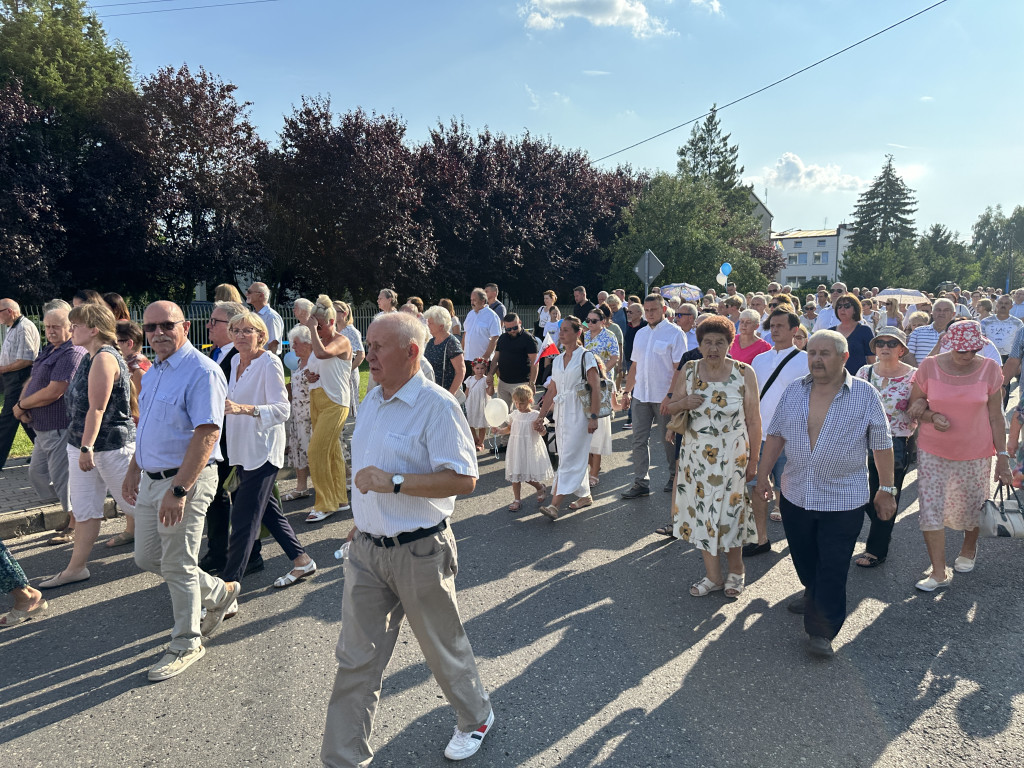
[980, 485, 1024, 539]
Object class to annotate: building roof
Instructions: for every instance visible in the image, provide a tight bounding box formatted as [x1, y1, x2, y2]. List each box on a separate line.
[771, 229, 838, 239]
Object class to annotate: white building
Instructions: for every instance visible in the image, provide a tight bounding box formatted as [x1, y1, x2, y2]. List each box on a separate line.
[772, 224, 852, 287]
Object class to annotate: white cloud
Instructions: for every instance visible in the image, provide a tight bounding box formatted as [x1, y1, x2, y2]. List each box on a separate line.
[525, 84, 540, 110]
[749, 152, 866, 193]
[919, 95, 934, 102]
[895, 162, 927, 183]
[520, 0, 673, 39]
[583, 69, 611, 76]
[690, 0, 723, 13]
[887, 143, 909, 149]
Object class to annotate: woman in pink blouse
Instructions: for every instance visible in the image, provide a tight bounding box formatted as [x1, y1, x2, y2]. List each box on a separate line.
[728, 309, 771, 364]
[853, 328, 916, 568]
[907, 321, 1012, 592]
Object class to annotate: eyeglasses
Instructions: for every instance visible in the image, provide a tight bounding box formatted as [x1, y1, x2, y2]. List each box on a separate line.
[231, 327, 258, 336]
[208, 317, 228, 325]
[835, 303, 854, 309]
[504, 325, 520, 332]
[586, 319, 601, 324]
[116, 337, 130, 344]
[767, 289, 779, 294]
[675, 312, 694, 319]
[831, 289, 844, 294]
[768, 302, 780, 308]
[142, 320, 185, 333]
[875, 339, 902, 348]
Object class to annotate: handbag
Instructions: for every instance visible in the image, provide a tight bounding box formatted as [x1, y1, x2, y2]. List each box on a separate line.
[575, 349, 613, 418]
[667, 361, 693, 435]
[980, 484, 1024, 538]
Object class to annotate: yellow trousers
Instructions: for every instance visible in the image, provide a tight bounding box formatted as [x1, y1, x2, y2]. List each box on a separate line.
[309, 388, 349, 511]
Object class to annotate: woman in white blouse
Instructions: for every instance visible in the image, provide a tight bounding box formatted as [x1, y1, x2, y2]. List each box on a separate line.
[221, 311, 315, 589]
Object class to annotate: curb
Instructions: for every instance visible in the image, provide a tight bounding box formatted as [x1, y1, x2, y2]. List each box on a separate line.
[0, 498, 119, 541]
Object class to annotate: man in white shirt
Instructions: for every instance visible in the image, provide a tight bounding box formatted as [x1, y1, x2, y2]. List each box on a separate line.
[246, 282, 284, 354]
[621, 295, 687, 497]
[982, 295, 1024, 360]
[673, 303, 698, 350]
[1010, 289, 1024, 320]
[0, 298, 41, 472]
[812, 282, 847, 332]
[746, 308, 809, 556]
[462, 287, 501, 361]
[905, 299, 955, 365]
[321, 312, 493, 767]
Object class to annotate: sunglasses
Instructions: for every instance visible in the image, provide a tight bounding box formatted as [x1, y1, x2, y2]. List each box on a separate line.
[586, 319, 601, 324]
[874, 339, 902, 348]
[142, 320, 185, 333]
[767, 289, 779, 294]
[768, 303, 780, 308]
[835, 303, 854, 309]
[675, 312, 694, 319]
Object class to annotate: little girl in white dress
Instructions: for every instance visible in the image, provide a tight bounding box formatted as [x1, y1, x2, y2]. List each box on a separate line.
[464, 358, 493, 451]
[494, 385, 554, 511]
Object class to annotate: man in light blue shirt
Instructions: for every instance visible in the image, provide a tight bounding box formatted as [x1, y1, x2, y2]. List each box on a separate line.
[122, 301, 238, 682]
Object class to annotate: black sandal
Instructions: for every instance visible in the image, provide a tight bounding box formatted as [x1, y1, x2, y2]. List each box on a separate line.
[854, 553, 885, 568]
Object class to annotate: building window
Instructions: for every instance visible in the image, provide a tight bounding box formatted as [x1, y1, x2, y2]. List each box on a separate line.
[812, 251, 829, 265]
[794, 240, 803, 248]
[789, 254, 798, 265]
[817, 239, 827, 247]
[798, 252, 808, 265]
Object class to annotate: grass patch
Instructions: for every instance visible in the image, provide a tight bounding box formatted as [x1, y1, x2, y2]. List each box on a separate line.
[0, 394, 34, 458]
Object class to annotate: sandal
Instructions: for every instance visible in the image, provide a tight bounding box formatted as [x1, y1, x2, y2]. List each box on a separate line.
[854, 553, 885, 568]
[47, 531, 74, 546]
[105, 531, 134, 548]
[305, 509, 335, 523]
[539, 505, 560, 521]
[690, 577, 724, 597]
[568, 497, 593, 510]
[282, 489, 311, 502]
[724, 572, 745, 598]
[535, 485, 548, 503]
[769, 510, 782, 522]
[589, 475, 600, 486]
[273, 559, 317, 588]
[508, 500, 522, 512]
[654, 525, 674, 537]
[0, 599, 49, 627]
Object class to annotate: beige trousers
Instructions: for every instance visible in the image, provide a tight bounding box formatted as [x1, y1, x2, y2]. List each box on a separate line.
[320, 525, 491, 767]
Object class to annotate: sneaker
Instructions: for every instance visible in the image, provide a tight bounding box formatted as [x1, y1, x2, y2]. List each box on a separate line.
[806, 635, 834, 659]
[663, 478, 674, 493]
[147, 645, 206, 682]
[243, 558, 265, 576]
[623, 422, 633, 430]
[444, 708, 494, 761]
[225, 599, 239, 620]
[201, 582, 240, 638]
[620, 484, 650, 499]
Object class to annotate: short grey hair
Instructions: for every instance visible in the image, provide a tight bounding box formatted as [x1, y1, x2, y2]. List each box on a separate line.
[248, 282, 271, 301]
[370, 311, 426, 362]
[293, 297, 314, 315]
[809, 329, 848, 355]
[43, 298, 72, 314]
[933, 298, 955, 312]
[739, 308, 761, 324]
[214, 300, 247, 322]
[43, 306, 70, 326]
[423, 305, 452, 333]
[471, 287, 487, 302]
[288, 324, 312, 345]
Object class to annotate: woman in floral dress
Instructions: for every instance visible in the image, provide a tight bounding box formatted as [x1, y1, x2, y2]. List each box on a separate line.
[666, 315, 761, 599]
[283, 324, 314, 501]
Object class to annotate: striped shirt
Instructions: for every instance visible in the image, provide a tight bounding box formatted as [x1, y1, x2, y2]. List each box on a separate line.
[767, 372, 892, 511]
[906, 324, 942, 362]
[0, 316, 40, 368]
[351, 372, 478, 537]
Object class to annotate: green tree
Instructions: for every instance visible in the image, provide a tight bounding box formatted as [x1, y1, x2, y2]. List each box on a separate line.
[676, 104, 753, 214]
[839, 240, 922, 290]
[849, 155, 917, 251]
[916, 224, 977, 291]
[972, 205, 1024, 290]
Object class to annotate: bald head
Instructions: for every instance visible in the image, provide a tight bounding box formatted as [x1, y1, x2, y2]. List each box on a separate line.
[0, 299, 20, 327]
[143, 301, 189, 360]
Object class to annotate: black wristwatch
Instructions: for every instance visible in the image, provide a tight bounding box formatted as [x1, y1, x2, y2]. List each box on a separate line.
[171, 485, 188, 499]
[589, 413, 598, 420]
[392, 474, 405, 494]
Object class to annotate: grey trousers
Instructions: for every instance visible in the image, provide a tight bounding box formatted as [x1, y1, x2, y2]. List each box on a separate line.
[133, 466, 230, 652]
[630, 400, 673, 488]
[321, 525, 491, 768]
[28, 428, 71, 513]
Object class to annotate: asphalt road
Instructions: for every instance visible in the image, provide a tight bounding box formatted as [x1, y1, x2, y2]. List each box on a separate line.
[3, 419, 1024, 768]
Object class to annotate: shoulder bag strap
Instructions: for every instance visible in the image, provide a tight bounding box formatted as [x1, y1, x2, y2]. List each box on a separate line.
[440, 336, 451, 391]
[759, 348, 800, 400]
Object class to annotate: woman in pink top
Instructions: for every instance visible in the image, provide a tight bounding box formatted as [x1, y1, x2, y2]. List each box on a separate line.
[728, 309, 771, 364]
[908, 321, 1012, 592]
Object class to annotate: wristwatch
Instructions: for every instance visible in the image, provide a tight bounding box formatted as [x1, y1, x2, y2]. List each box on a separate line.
[252, 406, 261, 418]
[392, 474, 405, 494]
[172, 485, 188, 498]
[80, 445, 94, 454]
[997, 451, 1010, 458]
[589, 413, 598, 420]
[879, 485, 897, 496]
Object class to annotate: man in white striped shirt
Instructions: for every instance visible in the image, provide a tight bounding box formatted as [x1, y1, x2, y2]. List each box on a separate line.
[905, 299, 955, 365]
[321, 312, 494, 767]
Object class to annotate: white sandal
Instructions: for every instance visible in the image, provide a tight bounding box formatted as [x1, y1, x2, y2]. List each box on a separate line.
[724, 572, 745, 599]
[282, 489, 310, 502]
[690, 577, 724, 597]
[305, 509, 334, 523]
[273, 559, 317, 588]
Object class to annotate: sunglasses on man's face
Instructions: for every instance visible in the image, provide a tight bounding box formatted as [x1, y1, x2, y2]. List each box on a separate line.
[142, 320, 184, 333]
[875, 339, 902, 348]
[831, 289, 844, 294]
[768, 289, 779, 294]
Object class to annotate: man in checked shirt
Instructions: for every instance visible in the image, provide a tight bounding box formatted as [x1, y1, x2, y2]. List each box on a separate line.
[321, 312, 493, 767]
[756, 330, 897, 659]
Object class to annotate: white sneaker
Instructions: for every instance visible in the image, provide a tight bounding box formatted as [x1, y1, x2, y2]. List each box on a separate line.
[444, 708, 494, 760]
[201, 582, 240, 638]
[147, 645, 205, 682]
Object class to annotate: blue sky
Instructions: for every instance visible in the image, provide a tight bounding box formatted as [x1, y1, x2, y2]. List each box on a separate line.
[97, 0, 1022, 240]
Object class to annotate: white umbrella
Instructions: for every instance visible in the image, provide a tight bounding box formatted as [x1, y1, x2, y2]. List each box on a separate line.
[877, 288, 927, 304]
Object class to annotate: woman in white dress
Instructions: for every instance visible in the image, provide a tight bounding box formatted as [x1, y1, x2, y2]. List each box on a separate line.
[535, 317, 601, 520]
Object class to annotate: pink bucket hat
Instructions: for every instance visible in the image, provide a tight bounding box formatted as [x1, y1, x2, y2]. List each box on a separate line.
[944, 320, 985, 352]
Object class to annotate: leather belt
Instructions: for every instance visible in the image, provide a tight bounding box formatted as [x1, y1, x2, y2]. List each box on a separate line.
[145, 468, 179, 481]
[364, 519, 448, 548]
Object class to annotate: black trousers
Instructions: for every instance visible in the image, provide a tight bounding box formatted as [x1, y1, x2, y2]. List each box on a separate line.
[204, 461, 261, 568]
[862, 436, 909, 561]
[0, 369, 35, 470]
[779, 495, 863, 640]
[221, 461, 304, 583]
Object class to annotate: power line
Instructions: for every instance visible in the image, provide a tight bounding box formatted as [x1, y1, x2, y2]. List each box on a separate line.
[592, 0, 951, 164]
[96, 0, 281, 18]
[91, 0, 193, 8]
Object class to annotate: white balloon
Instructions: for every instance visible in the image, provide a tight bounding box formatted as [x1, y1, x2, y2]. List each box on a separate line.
[716, 272, 728, 286]
[484, 397, 510, 428]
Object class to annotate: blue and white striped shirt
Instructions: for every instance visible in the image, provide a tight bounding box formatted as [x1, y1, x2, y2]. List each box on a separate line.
[767, 372, 892, 511]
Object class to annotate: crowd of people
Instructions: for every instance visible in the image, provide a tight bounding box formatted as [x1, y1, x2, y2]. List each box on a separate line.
[0, 276, 1020, 766]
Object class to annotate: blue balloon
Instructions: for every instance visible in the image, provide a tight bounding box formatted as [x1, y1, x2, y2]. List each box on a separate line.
[721, 262, 732, 276]
[283, 350, 300, 372]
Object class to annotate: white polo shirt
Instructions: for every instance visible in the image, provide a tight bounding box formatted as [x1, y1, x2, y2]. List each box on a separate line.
[462, 306, 501, 360]
[751, 345, 810, 429]
[629, 319, 687, 403]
